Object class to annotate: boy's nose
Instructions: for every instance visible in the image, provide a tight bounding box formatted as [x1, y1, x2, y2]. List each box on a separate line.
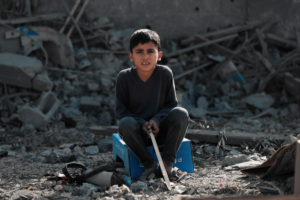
[142, 53, 149, 58]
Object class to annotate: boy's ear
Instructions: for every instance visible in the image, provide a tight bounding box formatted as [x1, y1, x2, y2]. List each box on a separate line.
[129, 52, 134, 61]
[158, 51, 163, 61]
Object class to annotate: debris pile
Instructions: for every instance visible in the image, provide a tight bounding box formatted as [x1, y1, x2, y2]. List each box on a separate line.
[0, 1, 300, 199]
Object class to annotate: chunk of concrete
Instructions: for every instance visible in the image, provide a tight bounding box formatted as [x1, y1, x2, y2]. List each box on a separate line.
[9, 26, 75, 69]
[245, 93, 274, 110]
[223, 154, 247, 166]
[283, 135, 297, 146]
[197, 97, 209, 109]
[18, 91, 60, 128]
[97, 137, 113, 153]
[79, 96, 101, 113]
[0, 53, 53, 91]
[85, 146, 99, 155]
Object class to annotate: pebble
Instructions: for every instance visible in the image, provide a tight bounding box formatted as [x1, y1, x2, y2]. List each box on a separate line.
[85, 146, 99, 155]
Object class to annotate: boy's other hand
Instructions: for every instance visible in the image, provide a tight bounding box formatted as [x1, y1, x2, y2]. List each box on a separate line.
[142, 122, 151, 138]
[149, 120, 159, 137]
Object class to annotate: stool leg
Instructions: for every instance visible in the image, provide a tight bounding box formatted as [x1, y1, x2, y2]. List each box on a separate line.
[119, 117, 155, 169]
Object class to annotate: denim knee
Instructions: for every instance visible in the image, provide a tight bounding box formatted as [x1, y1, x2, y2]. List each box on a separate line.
[118, 117, 139, 136]
[168, 107, 189, 122]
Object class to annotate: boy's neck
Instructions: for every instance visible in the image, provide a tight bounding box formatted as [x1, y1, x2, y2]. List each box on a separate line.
[136, 66, 156, 82]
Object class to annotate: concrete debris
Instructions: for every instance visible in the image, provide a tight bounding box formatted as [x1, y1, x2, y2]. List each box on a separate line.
[0, 53, 53, 91]
[224, 160, 263, 170]
[7, 26, 75, 69]
[283, 135, 298, 146]
[1, 7, 300, 200]
[85, 145, 99, 154]
[10, 190, 38, 200]
[223, 154, 248, 167]
[97, 136, 113, 153]
[80, 96, 101, 113]
[245, 93, 275, 110]
[18, 91, 60, 129]
[131, 181, 148, 193]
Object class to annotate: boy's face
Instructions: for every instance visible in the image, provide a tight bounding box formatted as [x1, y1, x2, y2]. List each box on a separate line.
[129, 42, 162, 74]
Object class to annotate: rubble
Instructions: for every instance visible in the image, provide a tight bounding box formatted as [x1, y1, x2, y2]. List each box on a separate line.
[0, 53, 53, 91]
[0, 5, 300, 200]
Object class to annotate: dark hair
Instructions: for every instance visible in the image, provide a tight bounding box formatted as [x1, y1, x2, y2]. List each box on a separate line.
[129, 29, 161, 53]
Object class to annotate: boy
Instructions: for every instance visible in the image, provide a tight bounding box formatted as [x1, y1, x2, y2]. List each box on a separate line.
[115, 29, 189, 181]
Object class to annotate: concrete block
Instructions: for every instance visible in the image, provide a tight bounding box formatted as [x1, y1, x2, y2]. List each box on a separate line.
[79, 96, 101, 113]
[223, 154, 247, 166]
[0, 53, 53, 91]
[18, 91, 60, 128]
[245, 92, 274, 110]
[16, 26, 75, 69]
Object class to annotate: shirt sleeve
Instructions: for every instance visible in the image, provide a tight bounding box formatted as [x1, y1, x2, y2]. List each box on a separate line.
[151, 69, 178, 126]
[115, 73, 146, 127]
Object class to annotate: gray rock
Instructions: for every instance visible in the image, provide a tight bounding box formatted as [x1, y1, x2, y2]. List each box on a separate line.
[85, 146, 99, 155]
[61, 107, 82, 120]
[223, 154, 247, 166]
[196, 97, 209, 108]
[131, 181, 148, 193]
[97, 137, 113, 153]
[10, 190, 38, 200]
[283, 135, 298, 146]
[8, 151, 16, 157]
[41, 149, 52, 157]
[203, 146, 215, 154]
[53, 149, 66, 157]
[228, 150, 242, 155]
[124, 193, 138, 200]
[245, 93, 274, 110]
[99, 111, 111, 126]
[72, 187, 87, 196]
[221, 82, 230, 95]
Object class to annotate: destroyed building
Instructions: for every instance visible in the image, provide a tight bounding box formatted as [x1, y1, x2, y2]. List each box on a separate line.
[0, 0, 300, 199]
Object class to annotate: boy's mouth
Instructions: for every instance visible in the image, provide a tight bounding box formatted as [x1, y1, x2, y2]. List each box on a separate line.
[142, 62, 150, 65]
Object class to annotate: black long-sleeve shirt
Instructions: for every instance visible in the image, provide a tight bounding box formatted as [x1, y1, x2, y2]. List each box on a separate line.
[115, 64, 178, 127]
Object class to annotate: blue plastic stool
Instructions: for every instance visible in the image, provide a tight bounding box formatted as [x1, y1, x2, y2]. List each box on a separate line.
[112, 133, 194, 179]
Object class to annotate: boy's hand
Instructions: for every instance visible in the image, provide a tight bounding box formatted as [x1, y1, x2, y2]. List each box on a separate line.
[142, 120, 160, 138]
[142, 122, 151, 138]
[149, 119, 159, 137]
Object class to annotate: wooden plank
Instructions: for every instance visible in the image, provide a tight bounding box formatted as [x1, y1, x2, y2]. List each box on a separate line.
[89, 126, 286, 145]
[149, 131, 171, 190]
[0, 13, 67, 24]
[67, 0, 91, 37]
[172, 195, 300, 200]
[167, 34, 238, 58]
[194, 35, 234, 55]
[295, 140, 300, 196]
[181, 21, 263, 46]
[174, 62, 212, 80]
[60, 0, 81, 33]
[263, 33, 298, 49]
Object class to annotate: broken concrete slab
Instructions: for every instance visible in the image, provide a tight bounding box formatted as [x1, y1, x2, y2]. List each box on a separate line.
[7, 26, 75, 69]
[245, 93, 274, 110]
[18, 91, 60, 128]
[0, 53, 53, 91]
[79, 96, 101, 113]
[223, 154, 248, 167]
